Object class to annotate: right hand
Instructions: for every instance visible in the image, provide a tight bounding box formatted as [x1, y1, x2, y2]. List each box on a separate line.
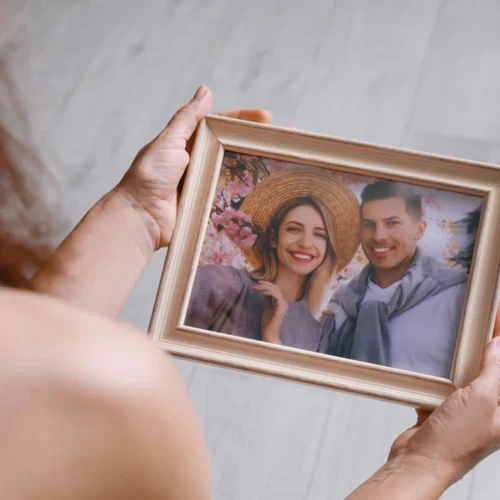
[389, 305, 500, 486]
[252, 281, 289, 318]
[252, 281, 288, 344]
[324, 300, 337, 317]
[117, 85, 272, 250]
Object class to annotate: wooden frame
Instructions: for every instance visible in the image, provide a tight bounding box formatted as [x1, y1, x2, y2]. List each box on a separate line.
[148, 115, 500, 408]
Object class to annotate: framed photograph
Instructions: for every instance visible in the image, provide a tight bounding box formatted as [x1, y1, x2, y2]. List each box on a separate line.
[148, 115, 500, 408]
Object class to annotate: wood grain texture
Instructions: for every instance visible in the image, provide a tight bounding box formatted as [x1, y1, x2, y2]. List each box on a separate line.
[2, 1, 500, 498]
[403, 0, 500, 147]
[293, 0, 445, 146]
[188, 364, 334, 500]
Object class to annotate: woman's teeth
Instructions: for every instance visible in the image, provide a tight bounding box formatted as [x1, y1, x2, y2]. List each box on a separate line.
[291, 252, 313, 262]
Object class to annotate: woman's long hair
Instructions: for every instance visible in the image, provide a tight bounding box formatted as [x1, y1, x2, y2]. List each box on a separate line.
[250, 196, 338, 317]
[0, 63, 57, 287]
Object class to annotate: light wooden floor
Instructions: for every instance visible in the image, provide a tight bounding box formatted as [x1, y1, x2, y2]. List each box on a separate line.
[2, 1, 500, 498]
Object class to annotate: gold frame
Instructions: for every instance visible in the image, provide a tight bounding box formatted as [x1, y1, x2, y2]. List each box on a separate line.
[148, 115, 500, 408]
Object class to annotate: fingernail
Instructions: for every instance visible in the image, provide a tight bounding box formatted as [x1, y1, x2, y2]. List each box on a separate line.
[193, 84, 208, 100]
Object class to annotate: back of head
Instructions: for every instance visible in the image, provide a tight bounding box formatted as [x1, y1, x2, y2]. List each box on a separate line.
[0, 66, 56, 288]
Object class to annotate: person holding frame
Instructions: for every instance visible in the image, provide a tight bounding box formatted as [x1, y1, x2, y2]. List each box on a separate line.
[3, 84, 500, 499]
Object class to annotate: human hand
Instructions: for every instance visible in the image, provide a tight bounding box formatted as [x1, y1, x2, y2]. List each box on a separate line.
[388, 305, 500, 488]
[253, 281, 289, 344]
[253, 281, 289, 318]
[324, 301, 336, 317]
[116, 85, 272, 249]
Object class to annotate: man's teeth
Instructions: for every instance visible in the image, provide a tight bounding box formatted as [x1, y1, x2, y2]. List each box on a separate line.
[373, 247, 391, 253]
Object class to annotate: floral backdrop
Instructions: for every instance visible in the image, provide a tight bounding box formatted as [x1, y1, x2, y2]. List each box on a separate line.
[199, 151, 482, 294]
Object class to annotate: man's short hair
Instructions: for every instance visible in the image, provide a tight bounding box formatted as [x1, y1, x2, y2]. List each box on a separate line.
[360, 180, 423, 219]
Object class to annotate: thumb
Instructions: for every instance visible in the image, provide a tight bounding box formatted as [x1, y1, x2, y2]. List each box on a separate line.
[159, 85, 213, 143]
[494, 302, 500, 337]
[476, 336, 500, 394]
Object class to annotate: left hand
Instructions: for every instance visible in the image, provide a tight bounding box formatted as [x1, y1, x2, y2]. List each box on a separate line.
[117, 85, 272, 249]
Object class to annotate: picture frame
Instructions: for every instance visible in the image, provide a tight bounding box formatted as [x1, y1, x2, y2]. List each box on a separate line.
[148, 115, 500, 408]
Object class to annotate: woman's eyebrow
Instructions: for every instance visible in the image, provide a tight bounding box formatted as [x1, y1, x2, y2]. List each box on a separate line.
[286, 220, 304, 227]
[286, 221, 326, 231]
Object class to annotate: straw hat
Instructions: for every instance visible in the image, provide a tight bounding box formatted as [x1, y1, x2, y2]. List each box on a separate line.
[240, 167, 360, 272]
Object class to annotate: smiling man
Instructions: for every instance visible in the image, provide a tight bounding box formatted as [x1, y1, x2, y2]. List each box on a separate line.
[360, 187, 426, 289]
[320, 180, 469, 378]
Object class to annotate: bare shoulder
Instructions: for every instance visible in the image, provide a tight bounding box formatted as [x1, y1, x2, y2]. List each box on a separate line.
[0, 289, 211, 500]
[0, 287, 176, 379]
[0, 287, 168, 392]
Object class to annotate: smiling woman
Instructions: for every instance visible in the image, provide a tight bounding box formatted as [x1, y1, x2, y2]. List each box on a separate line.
[184, 167, 361, 352]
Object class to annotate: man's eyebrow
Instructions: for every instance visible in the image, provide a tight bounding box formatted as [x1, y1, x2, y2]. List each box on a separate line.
[361, 216, 402, 222]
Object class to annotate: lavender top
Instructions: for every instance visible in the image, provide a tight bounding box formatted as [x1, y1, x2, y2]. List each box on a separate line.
[185, 264, 324, 352]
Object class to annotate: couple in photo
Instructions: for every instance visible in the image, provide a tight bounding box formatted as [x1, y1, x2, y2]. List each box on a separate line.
[186, 168, 469, 378]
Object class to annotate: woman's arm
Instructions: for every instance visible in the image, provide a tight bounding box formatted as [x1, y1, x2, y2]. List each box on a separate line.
[29, 188, 158, 317]
[346, 454, 454, 499]
[252, 281, 289, 344]
[30, 87, 271, 317]
[261, 310, 285, 344]
[29, 86, 212, 315]
[185, 264, 244, 330]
